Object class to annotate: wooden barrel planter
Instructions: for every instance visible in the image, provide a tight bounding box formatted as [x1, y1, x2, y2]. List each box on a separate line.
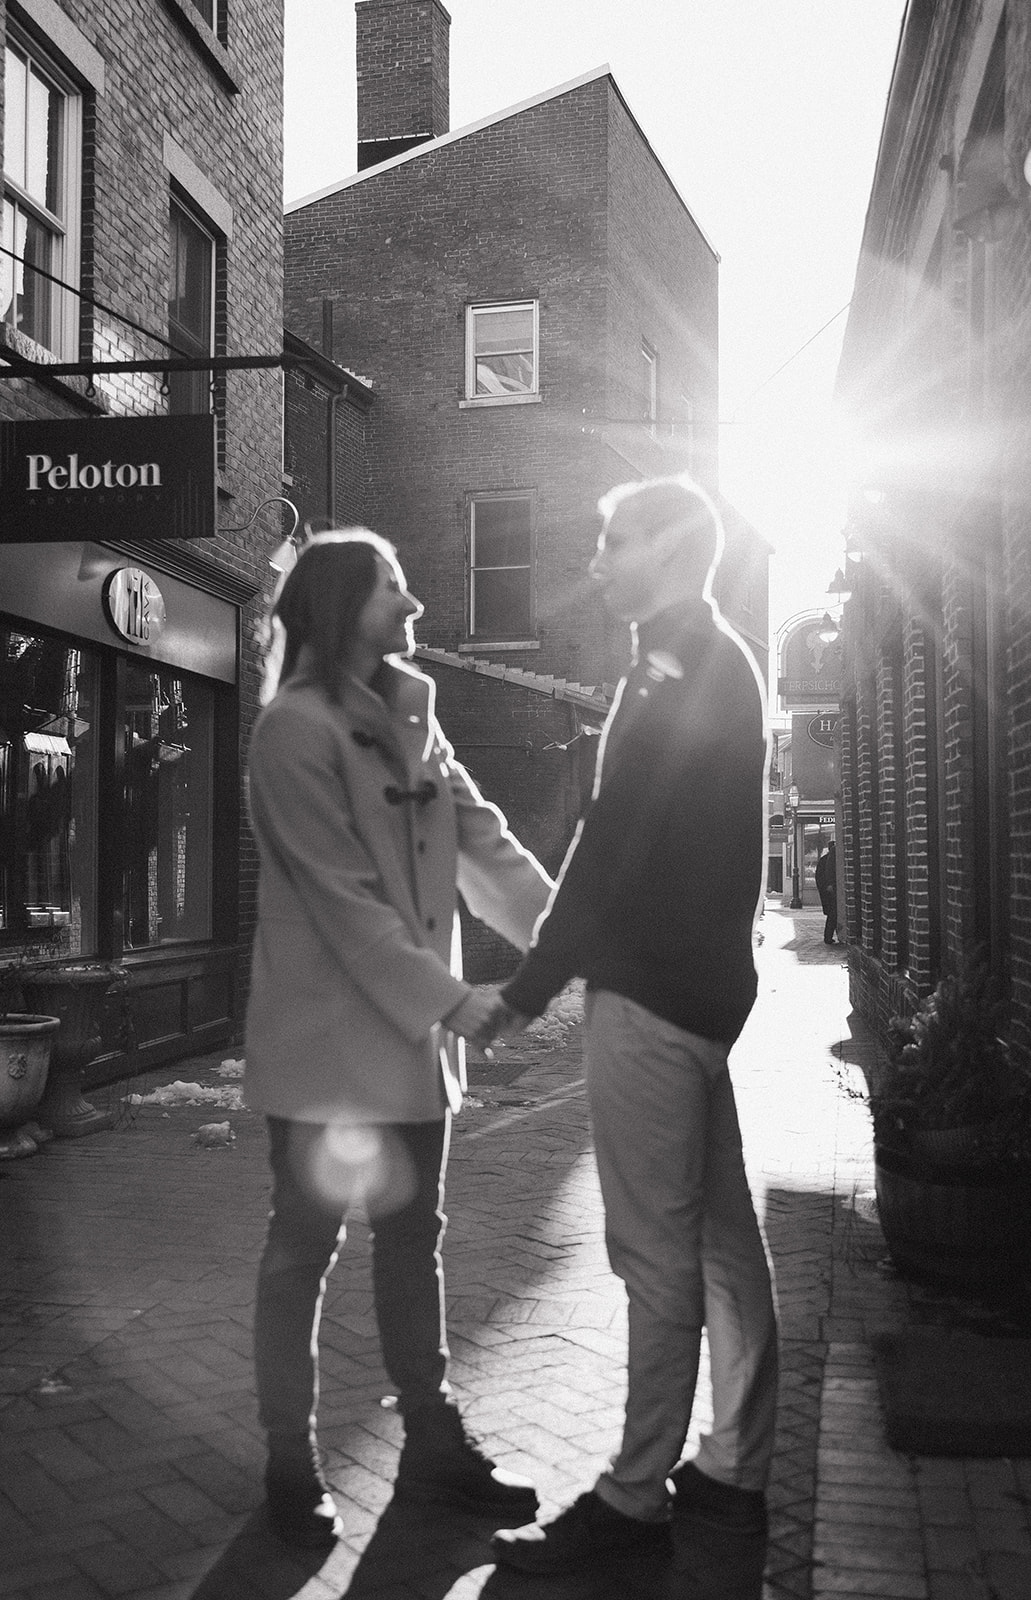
[874, 1141, 1031, 1291]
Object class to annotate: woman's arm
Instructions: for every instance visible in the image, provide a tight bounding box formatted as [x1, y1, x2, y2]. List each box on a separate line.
[440, 736, 554, 952]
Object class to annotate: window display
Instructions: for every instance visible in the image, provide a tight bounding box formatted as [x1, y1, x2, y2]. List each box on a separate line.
[0, 628, 98, 952]
[123, 660, 213, 948]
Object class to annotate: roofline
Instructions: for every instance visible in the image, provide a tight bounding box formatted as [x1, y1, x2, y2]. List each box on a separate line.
[835, 0, 928, 390]
[286, 66, 611, 211]
[283, 329, 374, 402]
[285, 63, 718, 257]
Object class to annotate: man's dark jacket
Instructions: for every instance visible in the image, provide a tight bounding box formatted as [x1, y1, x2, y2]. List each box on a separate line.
[503, 599, 767, 1046]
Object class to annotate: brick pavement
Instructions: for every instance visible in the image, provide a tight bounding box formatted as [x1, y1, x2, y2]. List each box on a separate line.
[0, 904, 1029, 1599]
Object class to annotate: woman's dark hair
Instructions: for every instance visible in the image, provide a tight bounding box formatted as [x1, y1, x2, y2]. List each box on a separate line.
[273, 529, 399, 703]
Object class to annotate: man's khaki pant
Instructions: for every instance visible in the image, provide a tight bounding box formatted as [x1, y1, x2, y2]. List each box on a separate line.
[585, 990, 779, 1520]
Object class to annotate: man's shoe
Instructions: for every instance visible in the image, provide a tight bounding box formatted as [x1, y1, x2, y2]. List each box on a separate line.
[394, 1402, 538, 1518]
[492, 1490, 671, 1574]
[668, 1462, 767, 1599]
[265, 1434, 344, 1550]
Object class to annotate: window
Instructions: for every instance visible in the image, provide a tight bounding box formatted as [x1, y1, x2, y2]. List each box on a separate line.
[189, 0, 216, 24]
[464, 301, 539, 403]
[641, 340, 658, 432]
[123, 661, 213, 948]
[168, 195, 215, 415]
[0, 629, 98, 952]
[468, 495, 534, 639]
[1, 31, 81, 357]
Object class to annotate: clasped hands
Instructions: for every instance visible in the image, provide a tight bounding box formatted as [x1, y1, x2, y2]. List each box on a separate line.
[442, 986, 532, 1048]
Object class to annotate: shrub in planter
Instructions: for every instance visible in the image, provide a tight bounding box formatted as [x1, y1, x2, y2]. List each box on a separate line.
[872, 957, 1031, 1163]
[864, 955, 1031, 1291]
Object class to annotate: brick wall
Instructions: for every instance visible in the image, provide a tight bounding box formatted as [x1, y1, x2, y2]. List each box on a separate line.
[283, 367, 371, 531]
[284, 69, 722, 870]
[837, 0, 1031, 1062]
[1, 0, 284, 1035]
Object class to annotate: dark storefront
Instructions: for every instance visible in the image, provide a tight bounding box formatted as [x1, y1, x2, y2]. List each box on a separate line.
[1, 417, 253, 1085]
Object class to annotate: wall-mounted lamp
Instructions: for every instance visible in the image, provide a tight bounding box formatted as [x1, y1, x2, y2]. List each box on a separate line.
[816, 611, 840, 645]
[827, 568, 852, 602]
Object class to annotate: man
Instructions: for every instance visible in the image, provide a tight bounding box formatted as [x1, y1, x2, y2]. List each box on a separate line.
[816, 839, 838, 944]
[491, 477, 778, 1597]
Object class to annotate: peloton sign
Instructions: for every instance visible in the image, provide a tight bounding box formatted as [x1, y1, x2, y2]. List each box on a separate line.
[0, 414, 216, 543]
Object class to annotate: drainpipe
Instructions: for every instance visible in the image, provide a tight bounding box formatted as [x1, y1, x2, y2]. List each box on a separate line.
[322, 298, 338, 525]
[327, 391, 339, 525]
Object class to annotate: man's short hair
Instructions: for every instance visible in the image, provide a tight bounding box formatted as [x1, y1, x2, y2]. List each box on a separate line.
[597, 475, 723, 575]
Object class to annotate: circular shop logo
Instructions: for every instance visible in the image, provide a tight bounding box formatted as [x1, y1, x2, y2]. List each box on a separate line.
[103, 567, 166, 646]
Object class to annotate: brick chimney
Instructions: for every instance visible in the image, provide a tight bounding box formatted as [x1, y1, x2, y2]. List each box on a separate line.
[355, 0, 450, 171]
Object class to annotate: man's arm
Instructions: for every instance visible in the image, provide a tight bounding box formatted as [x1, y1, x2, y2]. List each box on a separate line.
[500, 742, 641, 1018]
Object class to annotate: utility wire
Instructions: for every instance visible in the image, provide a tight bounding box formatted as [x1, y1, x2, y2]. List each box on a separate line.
[724, 246, 910, 420]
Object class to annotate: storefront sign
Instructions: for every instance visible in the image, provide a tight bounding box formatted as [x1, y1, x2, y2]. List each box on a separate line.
[807, 713, 839, 748]
[0, 414, 216, 543]
[104, 567, 166, 645]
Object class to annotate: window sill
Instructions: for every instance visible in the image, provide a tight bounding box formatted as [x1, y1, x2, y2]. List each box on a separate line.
[0, 324, 107, 413]
[158, 0, 240, 94]
[458, 394, 542, 410]
[459, 640, 540, 653]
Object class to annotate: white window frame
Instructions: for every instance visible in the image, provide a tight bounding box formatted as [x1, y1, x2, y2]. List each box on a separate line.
[2, 23, 82, 360]
[168, 190, 217, 416]
[468, 492, 536, 642]
[461, 300, 541, 408]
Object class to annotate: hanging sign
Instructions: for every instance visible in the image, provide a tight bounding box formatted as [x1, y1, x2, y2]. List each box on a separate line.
[807, 713, 839, 748]
[777, 617, 844, 708]
[0, 414, 216, 543]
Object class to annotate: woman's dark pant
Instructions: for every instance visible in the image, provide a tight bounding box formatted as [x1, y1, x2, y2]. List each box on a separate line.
[254, 1115, 450, 1440]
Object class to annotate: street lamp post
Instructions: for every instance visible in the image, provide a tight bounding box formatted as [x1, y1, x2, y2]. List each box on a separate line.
[787, 783, 803, 908]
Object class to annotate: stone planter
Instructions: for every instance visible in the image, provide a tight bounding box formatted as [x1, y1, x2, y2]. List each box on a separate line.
[20, 966, 120, 1139]
[0, 1014, 60, 1159]
[874, 1140, 1031, 1291]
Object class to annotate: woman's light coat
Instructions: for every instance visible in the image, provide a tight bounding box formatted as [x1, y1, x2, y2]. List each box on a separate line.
[244, 658, 553, 1124]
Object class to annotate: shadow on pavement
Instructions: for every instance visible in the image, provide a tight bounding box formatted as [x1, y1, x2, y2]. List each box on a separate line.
[764, 904, 849, 967]
[479, 1544, 675, 1598]
[187, 1492, 678, 1599]
[189, 1508, 337, 1599]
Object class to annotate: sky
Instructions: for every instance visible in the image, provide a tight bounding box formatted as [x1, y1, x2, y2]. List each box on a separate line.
[283, 0, 906, 641]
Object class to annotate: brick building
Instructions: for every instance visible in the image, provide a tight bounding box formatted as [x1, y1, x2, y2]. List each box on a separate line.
[1, 0, 285, 1083]
[835, 0, 1031, 1056]
[283, 0, 769, 965]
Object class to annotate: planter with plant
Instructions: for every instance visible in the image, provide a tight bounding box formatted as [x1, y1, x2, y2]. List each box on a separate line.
[865, 956, 1031, 1290]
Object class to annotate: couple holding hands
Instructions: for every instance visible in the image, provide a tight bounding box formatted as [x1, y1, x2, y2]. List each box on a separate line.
[244, 475, 777, 1597]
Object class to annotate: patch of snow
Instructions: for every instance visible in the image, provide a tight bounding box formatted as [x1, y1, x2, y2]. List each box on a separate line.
[215, 1058, 245, 1078]
[194, 1121, 235, 1146]
[127, 1080, 245, 1109]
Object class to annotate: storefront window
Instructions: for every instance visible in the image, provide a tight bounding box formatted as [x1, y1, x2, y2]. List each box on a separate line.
[123, 661, 213, 949]
[0, 628, 98, 953]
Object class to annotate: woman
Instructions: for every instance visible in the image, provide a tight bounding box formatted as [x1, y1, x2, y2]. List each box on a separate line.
[245, 531, 553, 1547]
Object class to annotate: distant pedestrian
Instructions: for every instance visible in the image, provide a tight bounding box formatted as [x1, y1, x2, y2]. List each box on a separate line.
[815, 840, 838, 944]
[245, 531, 554, 1548]
[490, 477, 778, 1598]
